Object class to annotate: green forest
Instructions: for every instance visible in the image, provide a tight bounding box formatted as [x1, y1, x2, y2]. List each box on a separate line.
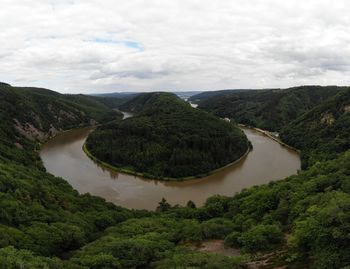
[85, 92, 249, 179]
[192, 86, 346, 131]
[0, 83, 349, 268]
[280, 90, 350, 169]
[0, 83, 122, 166]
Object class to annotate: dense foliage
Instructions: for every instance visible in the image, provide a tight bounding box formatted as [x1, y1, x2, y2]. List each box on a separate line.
[280, 90, 350, 169]
[194, 86, 345, 131]
[0, 83, 349, 268]
[0, 161, 134, 257]
[66, 150, 349, 269]
[86, 92, 249, 179]
[188, 89, 241, 103]
[0, 83, 121, 166]
[0, 84, 141, 266]
[89, 95, 137, 109]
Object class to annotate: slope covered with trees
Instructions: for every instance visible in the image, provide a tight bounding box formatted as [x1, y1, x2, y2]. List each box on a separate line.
[0, 83, 140, 267]
[0, 84, 248, 268]
[281, 89, 350, 168]
[86, 92, 249, 179]
[89, 93, 140, 109]
[189, 89, 246, 103]
[0, 83, 349, 268]
[194, 86, 345, 131]
[0, 83, 121, 166]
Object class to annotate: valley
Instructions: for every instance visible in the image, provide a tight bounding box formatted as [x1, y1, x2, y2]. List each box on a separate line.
[0, 83, 349, 268]
[40, 126, 300, 209]
[3, 2, 350, 268]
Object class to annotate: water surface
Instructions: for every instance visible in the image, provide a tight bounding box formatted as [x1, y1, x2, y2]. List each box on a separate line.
[40, 127, 300, 210]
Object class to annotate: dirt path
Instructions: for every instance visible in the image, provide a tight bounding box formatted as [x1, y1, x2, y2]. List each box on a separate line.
[193, 240, 241, 256]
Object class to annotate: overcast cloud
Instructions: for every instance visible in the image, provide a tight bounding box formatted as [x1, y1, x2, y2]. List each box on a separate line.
[1, 0, 350, 93]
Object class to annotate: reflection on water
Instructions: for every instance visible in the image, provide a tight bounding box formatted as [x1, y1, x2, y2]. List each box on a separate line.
[40, 127, 300, 210]
[189, 102, 198, 108]
[121, 111, 133, 119]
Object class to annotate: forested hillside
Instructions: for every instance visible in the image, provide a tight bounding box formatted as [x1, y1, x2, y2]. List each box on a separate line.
[0, 83, 121, 166]
[194, 86, 345, 131]
[86, 92, 249, 179]
[89, 93, 140, 109]
[0, 83, 349, 268]
[0, 83, 142, 268]
[281, 89, 350, 168]
[189, 89, 246, 103]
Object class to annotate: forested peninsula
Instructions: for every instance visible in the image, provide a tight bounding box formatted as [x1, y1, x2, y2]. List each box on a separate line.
[85, 92, 249, 179]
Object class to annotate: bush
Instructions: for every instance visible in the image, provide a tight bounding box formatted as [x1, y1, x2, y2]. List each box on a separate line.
[201, 218, 235, 239]
[224, 231, 241, 248]
[238, 224, 283, 252]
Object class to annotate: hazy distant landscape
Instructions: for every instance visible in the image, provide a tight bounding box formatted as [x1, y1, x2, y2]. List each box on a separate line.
[1, 1, 350, 269]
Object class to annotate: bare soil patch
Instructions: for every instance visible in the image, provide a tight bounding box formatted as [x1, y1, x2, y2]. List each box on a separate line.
[192, 240, 241, 257]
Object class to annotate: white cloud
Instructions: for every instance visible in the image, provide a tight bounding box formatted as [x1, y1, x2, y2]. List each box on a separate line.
[1, 0, 350, 93]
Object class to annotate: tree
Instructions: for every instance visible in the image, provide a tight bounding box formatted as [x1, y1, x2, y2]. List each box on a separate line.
[157, 198, 171, 212]
[186, 200, 196, 208]
[238, 224, 283, 252]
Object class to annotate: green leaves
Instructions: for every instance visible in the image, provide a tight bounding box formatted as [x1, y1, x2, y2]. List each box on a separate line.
[0, 246, 64, 269]
[237, 224, 283, 252]
[288, 191, 350, 269]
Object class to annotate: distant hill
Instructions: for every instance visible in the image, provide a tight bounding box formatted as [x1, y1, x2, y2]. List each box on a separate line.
[86, 92, 249, 179]
[88, 96, 130, 109]
[195, 86, 345, 131]
[172, 91, 203, 100]
[90, 92, 140, 98]
[189, 89, 249, 103]
[281, 89, 350, 168]
[88, 92, 141, 109]
[92, 90, 202, 104]
[118, 91, 167, 113]
[0, 81, 11, 86]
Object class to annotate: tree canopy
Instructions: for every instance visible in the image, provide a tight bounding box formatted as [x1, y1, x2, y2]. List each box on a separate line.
[193, 86, 345, 131]
[86, 92, 249, 179]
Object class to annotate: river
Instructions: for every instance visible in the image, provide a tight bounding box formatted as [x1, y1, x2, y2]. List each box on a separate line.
[40, 126, 300, 210]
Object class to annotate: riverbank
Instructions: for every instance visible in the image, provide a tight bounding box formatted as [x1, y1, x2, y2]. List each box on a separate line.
[237, 124, 300, 153]
[41, 126, 300, 209]
[83, 140, 252, 181]
[34, 124, 97, 169]
[37, 114, 125, 153]
[41, 121, 298, 182]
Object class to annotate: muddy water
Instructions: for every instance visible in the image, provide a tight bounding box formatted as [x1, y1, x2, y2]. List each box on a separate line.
[40, 127, 300, 210]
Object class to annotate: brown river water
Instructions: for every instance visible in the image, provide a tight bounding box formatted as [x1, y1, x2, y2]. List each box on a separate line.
[40, 126, 300, 210]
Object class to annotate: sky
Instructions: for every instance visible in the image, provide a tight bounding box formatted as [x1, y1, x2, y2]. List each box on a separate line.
[1, 0, 350, 94]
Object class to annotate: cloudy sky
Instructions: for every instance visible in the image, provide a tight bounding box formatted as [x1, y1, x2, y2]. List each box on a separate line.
[1, 0, 350, 93]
